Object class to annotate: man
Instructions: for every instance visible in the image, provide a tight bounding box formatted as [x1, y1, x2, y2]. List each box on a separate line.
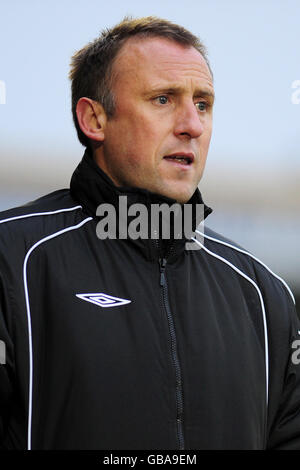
[0, 16, 299, 450]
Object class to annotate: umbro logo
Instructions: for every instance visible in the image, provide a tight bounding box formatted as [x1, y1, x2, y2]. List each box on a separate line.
[76, 292, 131, 308]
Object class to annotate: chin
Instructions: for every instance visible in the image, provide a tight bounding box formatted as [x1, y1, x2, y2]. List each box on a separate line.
[176, 195, 192, 204]
[165, 191, 193, 205]
[150, 182, 195, 204]
[170, 186, 196, 204]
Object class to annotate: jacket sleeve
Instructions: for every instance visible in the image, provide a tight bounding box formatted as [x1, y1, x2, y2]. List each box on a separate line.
[0, 271, 14, 446]
[266, 295, 300, 449]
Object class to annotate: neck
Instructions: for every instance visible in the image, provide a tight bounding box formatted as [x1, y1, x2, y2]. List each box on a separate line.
[70, 148, 212, 261]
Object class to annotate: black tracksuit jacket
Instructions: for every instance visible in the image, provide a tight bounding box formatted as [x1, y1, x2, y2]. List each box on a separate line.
[0, 150, 300, 450]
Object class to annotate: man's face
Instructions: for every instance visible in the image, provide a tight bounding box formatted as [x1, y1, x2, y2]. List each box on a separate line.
[96, 37, 214, 203]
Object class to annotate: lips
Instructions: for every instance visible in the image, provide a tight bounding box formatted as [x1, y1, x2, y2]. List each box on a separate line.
[163, 152, 194, 166]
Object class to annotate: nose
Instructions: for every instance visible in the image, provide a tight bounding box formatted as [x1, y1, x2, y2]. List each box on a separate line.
[173, 100, 204, 139]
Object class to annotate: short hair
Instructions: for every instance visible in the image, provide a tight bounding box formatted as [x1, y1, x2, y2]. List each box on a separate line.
[69, 15, 212, 148]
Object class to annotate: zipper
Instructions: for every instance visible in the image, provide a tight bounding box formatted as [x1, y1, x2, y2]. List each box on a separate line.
[159, 257, 185, 450]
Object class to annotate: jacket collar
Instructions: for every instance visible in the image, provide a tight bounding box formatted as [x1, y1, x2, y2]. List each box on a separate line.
[70, 149, 212, 262]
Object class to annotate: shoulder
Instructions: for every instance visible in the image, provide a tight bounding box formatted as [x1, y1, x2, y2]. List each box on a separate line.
[194, 224, 295, 309]
[0, 189, 81, 222]
[0, 189, 87, 261]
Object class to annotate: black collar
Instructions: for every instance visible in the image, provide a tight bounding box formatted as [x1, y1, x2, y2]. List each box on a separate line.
[70, 149, 212, 262]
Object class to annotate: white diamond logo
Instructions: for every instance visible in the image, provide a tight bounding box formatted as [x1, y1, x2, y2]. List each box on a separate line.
[76, 292, 131, 308]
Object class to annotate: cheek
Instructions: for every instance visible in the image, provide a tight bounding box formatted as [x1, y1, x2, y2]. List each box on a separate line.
[126, 117, 162, 157]
[206, 118, 213, 140]
[201, 124, 213, 149]
[203, 133, 212, 149]
[134, 113, 159, 137]
[122, 101, 163, 136]
[107, 103, 168, 164]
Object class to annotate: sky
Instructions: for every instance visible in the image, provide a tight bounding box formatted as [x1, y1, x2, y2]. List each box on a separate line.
[0, 0, 299, 287]
[0, 0, 299, 170]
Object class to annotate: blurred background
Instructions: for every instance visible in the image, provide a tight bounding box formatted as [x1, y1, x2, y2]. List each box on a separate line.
[0, 0, 299, 303]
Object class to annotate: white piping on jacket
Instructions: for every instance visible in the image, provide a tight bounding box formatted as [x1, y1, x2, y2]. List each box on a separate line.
[0, 205, 88, 449]
[0, 206, 83, 225]
[23, 216, 93, 450]
[191, 235, 269, 407]
[196, 229, 295, 305]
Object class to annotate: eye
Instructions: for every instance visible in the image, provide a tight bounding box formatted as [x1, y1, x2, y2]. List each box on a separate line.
[195, 101, 208, 112]
[155, 95, 169, 105]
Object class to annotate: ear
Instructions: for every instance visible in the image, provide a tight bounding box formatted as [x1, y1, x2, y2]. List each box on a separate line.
[76, 97, 107, 143]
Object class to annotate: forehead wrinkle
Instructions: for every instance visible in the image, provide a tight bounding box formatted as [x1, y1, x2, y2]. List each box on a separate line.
[146, 67, 214, 95]
[111, 38, 213, 97]
[155, 68, 213, 88]
[155, 65, 211, 80]
[137, 61, 213, 93]
[114, 37, 211, 74]
[147, 84, 214, 97]
[143, 50, 212, 77]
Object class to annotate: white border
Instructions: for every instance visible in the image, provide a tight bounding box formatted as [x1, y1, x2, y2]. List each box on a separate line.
[0, 206, 82, 225]
[0, 205, 94, 450]
[23, 216, 92, 450]
[196, 230, 295, 305]
[192, 234, 269, 407]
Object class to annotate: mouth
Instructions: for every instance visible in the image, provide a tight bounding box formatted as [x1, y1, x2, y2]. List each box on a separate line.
[163, 153, 194, 166]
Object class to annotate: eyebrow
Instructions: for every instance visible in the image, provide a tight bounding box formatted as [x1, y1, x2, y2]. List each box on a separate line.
[143, 86, 215, 102]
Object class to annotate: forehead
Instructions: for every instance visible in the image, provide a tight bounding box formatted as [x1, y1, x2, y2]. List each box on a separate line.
[111, 37, 213, 92]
